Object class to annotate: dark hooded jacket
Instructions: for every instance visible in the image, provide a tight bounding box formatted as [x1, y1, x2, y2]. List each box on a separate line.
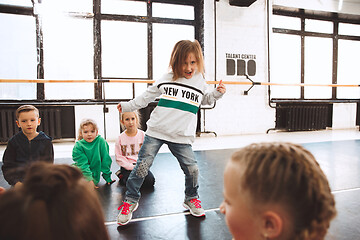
[2, 131, 54, 186]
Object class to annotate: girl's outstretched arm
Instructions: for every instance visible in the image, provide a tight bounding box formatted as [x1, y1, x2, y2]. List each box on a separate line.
[120, 83, 162, 112]
[201, 81, 225, 105]
[217, 80, 226, 93]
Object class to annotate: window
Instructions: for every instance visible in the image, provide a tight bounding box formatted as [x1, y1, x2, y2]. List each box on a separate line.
[100, 1, 199, 100]
[270, 33, 301, 98]
[0, 13, 37, 100]
[337, 39, 360, 99]
[101, 0, 147, 16]
[43, 16, 94, 100]
[0, 0, 202, 103]
[272, 14, 300, 30]
[304, 36, 333, 99]
[339, 22, 360, 36]
[153, 2, 194, 20]
[0, 0, 31, 7]
[271, 8, 360, 101]
[305, 19, 333, 34]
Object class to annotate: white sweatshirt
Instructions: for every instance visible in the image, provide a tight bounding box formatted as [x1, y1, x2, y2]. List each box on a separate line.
[120, 72, 224, 144]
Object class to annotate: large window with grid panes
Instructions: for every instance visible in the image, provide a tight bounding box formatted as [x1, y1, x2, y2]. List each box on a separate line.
[270, 7, 360, 101]
[0, 0, 203, 103]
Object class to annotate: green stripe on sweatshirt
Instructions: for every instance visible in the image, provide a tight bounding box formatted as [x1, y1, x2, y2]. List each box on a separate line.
[158, 98, 199, 114]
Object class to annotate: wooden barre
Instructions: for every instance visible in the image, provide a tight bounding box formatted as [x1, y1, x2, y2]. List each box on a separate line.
[1, 78, 359, 87]
[0, 79, 155, 84]
[206, 81, 360, 87]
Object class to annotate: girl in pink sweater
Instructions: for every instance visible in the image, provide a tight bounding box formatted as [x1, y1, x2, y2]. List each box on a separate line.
[115, 111, 155, 188]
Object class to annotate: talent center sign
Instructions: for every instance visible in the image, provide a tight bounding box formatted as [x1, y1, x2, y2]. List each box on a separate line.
[226, 53, 256, 77]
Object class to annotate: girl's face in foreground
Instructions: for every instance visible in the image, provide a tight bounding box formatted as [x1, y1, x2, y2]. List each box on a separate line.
[81, 124, 98, 143]
[182, 52, 198, 79]
[220, 161, 261, 240]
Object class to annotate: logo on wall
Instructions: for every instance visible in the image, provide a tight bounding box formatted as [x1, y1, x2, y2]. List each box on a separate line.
[226, 53, 256, 76]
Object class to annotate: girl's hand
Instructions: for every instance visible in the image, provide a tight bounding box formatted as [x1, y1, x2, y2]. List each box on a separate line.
[91, 181, 99, 189]
[117, 103, 122, 113]
[217, 80, 226, 94]
[107, 180, 116, 185]
[14, 181, 23, 189]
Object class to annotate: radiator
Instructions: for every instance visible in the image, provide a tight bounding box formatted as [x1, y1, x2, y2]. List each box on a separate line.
[0, 107, 63, 143]
[0, 109, 18, 143]
[38, 108, 62, 139]
[275, 103, 332, 131]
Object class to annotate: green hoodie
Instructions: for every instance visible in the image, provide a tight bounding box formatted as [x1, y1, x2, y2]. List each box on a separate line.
[72, 135, 112, 185]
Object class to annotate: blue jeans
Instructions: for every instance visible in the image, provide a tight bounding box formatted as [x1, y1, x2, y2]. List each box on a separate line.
[125, 134, 199, 203]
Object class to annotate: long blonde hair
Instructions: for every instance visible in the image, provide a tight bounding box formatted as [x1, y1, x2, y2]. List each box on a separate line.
[119, 111, 141, 131]
[77, 119, 99, 140]
[169, 40, 205, 80]
[231, 142, 336, 240]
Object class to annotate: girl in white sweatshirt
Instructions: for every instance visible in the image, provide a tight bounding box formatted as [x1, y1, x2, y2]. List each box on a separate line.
[117, 40, 226, 226]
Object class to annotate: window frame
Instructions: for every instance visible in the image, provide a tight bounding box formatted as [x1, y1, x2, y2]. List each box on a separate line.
[271, 6, 360, 104]
[0, 0, 204, 105]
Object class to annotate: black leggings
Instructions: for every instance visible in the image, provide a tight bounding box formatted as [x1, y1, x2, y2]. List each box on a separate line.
[117, 167, 155, 189]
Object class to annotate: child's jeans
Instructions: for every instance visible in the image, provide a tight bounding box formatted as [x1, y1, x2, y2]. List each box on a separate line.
[125, 134, 199, 203]
[118, 167, 155, 188]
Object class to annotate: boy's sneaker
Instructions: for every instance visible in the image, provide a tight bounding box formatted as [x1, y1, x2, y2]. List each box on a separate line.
[183, 198, 205, 217]
[117, 200, 139, 225]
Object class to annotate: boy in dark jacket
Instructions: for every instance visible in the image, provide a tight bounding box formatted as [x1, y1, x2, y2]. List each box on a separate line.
[2, 105, 54, 187]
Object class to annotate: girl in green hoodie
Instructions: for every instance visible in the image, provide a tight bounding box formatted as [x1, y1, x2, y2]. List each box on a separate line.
[72, 119, 115, 188]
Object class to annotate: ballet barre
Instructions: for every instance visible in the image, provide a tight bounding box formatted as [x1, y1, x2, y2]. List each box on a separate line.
[1, 77, 359, 94]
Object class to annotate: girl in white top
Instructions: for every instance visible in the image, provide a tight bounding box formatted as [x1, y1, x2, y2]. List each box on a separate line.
[117, 40, 226, 226]
[115, 111, 155, 188]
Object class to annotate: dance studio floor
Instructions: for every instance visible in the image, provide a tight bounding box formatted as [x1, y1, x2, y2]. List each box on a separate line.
[1, 129, 360, 239]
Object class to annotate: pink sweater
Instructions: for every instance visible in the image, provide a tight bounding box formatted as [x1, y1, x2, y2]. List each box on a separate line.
[115, 129, 145, 170]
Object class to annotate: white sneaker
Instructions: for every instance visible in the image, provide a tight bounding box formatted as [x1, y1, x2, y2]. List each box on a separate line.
[117, 200, 139, 225]
[183, 198, 205, 217]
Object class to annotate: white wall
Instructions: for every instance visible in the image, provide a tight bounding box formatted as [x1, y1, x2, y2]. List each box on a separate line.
[332, 103, 357, 129]
[200, 0, 358, 136]
[202, 0, 275, 136]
